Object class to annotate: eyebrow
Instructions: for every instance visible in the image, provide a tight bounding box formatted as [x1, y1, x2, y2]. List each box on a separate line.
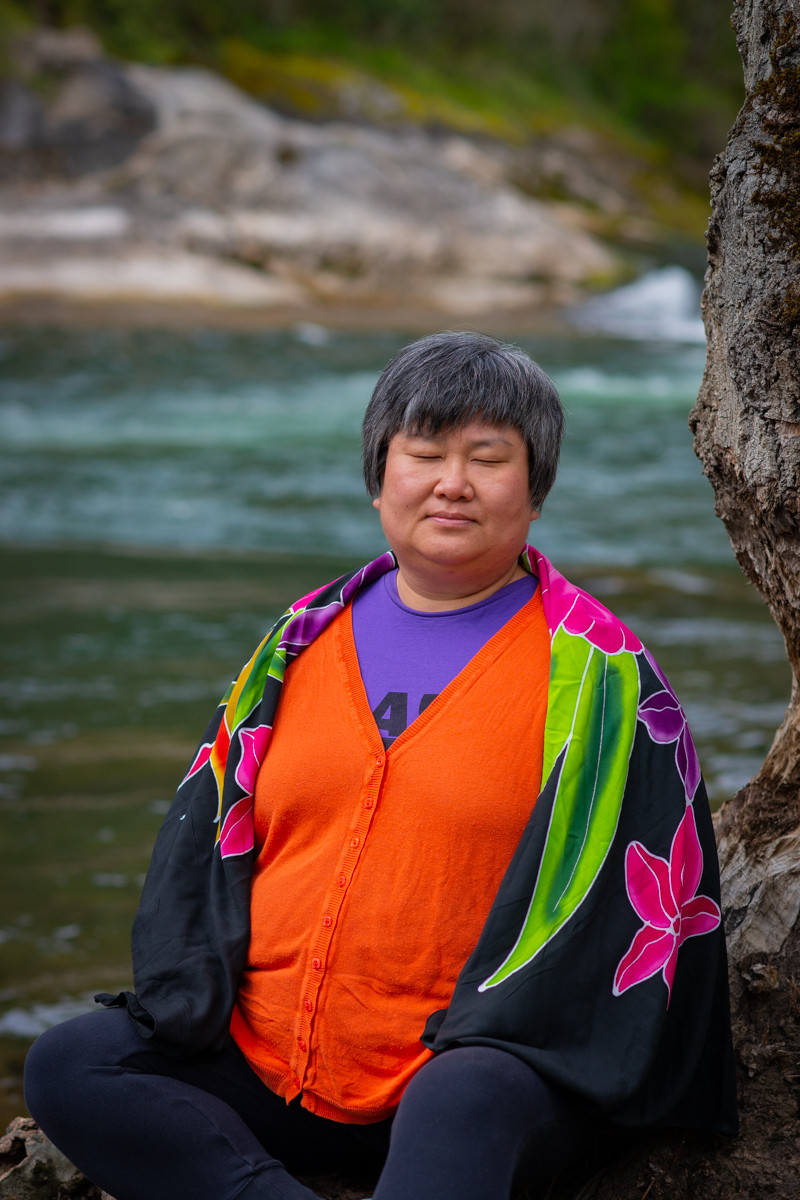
[467, 436, 515, 450]
[406, 432, 515, 450]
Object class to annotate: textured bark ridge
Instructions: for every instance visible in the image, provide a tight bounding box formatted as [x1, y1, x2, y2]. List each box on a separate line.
[692, 0, 800, 834]
[687, 6, 800, 1190]
[542, 3, 800, 1196]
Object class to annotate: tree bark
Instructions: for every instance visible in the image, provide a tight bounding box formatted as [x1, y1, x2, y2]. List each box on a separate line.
[540, 2, 800, 1196]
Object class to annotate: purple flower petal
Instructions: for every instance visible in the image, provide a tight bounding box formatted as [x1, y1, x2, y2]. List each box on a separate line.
[340, 552, 395, 605]
[643, 648, 672, 695]
[676, 726, 701, 800]
[638, 691, 685, 743]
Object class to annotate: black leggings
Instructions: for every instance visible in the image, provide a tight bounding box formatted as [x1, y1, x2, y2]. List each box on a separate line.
[24, 1008, 594, 1200]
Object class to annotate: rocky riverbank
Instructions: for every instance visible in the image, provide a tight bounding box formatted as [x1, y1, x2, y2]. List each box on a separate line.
[0, 29, 699, 328]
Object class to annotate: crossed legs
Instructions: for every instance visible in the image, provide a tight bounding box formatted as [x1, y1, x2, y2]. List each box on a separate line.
[25, 1008, 594, 1200]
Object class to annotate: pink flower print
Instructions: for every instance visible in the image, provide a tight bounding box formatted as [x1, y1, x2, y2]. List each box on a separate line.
[180, 741, 213, 787]
[545, 565, 643, 655]
[234, 725, 271, 795]
[613, 805, 720, 1002]
[218, 724, 271, 859]
[638, 689, 701, 801]
[219, 795, 256, 859]
[289, 581, 333, 613]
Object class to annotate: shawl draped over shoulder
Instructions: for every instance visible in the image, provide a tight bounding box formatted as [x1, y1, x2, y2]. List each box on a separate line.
[100, 546, 737, 1135]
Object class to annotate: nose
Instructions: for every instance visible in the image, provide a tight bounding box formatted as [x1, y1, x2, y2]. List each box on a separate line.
[433, 455, 474, 500]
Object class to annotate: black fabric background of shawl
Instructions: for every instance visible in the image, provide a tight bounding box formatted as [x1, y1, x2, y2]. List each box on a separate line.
[421, 654, 737, 1135]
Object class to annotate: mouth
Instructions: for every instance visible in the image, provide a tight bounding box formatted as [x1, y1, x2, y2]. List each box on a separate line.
[428, 511, 474, 526]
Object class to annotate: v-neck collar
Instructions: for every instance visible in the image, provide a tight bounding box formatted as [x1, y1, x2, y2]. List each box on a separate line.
[336, 592, 543, 756]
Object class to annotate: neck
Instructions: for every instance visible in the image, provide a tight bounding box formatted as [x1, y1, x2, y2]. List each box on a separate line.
[395, 560, 528, 612]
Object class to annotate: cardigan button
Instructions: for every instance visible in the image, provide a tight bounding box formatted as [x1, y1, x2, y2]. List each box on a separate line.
[312, 957, 322, 969]
[304, 999, 313, 1012]
[322, 915, 332, 928]
[298, 1038, 307, 1052]
[293, 1076, 301, 1089]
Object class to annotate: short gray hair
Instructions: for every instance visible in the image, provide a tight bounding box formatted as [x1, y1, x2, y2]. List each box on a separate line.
[362, 331, 564, 510]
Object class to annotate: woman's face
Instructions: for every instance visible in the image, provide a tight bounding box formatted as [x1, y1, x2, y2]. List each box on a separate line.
[373, 420, 538, 606]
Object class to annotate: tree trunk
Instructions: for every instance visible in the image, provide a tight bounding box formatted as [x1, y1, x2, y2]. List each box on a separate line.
[542, 2, 800, 1196]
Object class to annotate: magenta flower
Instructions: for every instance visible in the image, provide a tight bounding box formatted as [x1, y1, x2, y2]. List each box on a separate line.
[218, 724, 272, 859]
[234, 725, 271, 795]
[543, 563, 643, 655]
[219, 795, 256, 859]
[638, 689, 701, 800]
[613, 804, 720, 1002]
[180, 740, 213, 787]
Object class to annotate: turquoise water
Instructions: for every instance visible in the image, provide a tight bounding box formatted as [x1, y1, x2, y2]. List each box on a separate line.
[0, 324, 730, 565]
[0, 287, 790, 1122]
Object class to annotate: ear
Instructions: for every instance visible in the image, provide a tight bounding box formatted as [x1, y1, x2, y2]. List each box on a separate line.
[372, 495, 381, 511]
[530, 508, 540, 522]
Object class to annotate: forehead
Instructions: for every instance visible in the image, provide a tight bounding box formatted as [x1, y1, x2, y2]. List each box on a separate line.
[394, 419, 525, 450]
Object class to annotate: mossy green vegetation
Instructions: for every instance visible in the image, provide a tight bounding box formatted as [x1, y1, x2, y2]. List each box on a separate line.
[5, 0, 742, 180]
[219, 37, 581, 141]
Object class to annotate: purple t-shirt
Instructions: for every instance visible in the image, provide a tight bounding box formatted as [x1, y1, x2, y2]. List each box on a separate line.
[351, 570, 538, 750]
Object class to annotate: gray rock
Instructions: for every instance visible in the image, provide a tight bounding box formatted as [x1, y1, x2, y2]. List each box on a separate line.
[12, 27, 103, 75]
[0, 1117, 102, 1199]
[0, 29, 625, 317]
[0, 33, 156, 181]
[40, 62, 157, 176]
[0, 80, 42, 151]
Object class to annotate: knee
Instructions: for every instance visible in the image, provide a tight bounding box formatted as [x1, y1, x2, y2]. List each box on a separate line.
[24, 1010, 114, 1129]
[25, 1020, 80, 1125]
[399, 1046, 527, 1127]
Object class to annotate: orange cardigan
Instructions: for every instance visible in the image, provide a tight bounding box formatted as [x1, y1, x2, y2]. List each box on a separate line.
[230, 591, 550, 1122]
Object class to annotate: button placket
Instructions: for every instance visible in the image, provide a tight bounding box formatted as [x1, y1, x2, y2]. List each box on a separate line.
[292, 752, 387, 1094]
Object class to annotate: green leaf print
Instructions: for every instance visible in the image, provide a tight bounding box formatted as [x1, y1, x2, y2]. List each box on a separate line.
[480, 630, 640, 990]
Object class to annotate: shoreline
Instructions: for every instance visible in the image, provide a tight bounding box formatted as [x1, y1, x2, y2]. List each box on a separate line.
[0, 292, 580, 339]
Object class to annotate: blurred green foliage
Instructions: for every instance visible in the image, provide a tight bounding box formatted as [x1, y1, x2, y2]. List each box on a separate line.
[11, 0, 742, 167]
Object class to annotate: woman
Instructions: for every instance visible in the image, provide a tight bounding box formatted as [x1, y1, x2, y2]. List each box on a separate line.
[25, 331, 736, 1200]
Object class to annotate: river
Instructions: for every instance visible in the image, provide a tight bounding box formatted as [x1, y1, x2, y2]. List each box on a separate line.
[0, 267, 790, 1124]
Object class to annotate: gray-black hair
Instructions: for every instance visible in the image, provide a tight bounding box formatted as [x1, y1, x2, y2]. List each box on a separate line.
[362, 331, 564, 510]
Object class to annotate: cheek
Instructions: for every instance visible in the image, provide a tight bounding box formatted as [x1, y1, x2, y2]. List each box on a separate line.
[492, 479, 533, 520]
[380, 473, 424, 513]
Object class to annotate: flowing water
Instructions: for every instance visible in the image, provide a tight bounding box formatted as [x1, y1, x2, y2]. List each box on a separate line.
[0, 269, 790, 1122]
